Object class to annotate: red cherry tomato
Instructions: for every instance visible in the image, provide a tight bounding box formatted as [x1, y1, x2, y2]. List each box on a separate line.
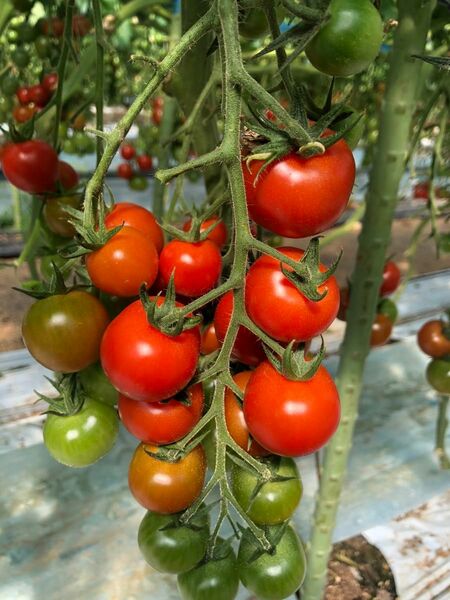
[117, 162, 134, 179]
[86, 226, 159, 297]
[12, 104, 37, 123]
[57, 160, 79, 191]
[28, 84, 51, 108]
[417, 320, 450, 359]
[380, 261, 401, 296]
[413, 181, 430, 200]
[2, 140, 58, 194]
[244, 361, 340, 456]
[159, 240, 222, 298]
[72, 14, 92, 36]
[100, 296, 201, 402]
[152, 96, 164, 110]
[182, 215, 228, 249]
[105, 202, 164, 253]
[41, 17, 65, 37]
[16, 86, 30, 105]
[152, 107, 163, 126]
[214, 291, 265, 367]
[370, 314, 393, 347]
[243, 137, 355, 238]
[120, 143, 136, 160]
[245, 247, 340, 342]
[200, 322, 220, 355]
[137, 154, 153, 171]
[118, 383, 204, 445]
[42, 72, 58, 93]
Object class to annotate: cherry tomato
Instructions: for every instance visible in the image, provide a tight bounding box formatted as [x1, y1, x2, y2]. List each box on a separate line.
[377, 297, 398, 323]
[101, 296, 201, 402]
[245, 247, 340, 342]
[1, 75, 19, 96]
[413, 181, 430, 200]
[72, 14, 92, 36]
[231, 456, 302, 524]
[12, 104, 37, 123]
[214, 291, 265, 366]
[244, 137, 355, 238]
[138, 510, 209, 574]
[128, 443, 206, 513]
[42, 72, 58, 93]
[2, 140, 58, 194]
[200, 322, 220, 355]
[41, 17, 65, 37]
[426, 358, 450, 394]
[120, 143, 135, 160]
[118, 383, 204, 445]
[225, 371, 268, 457]
[57, 160, 79, 191]
[238, 525, 306, 600]
[16, 86, 30, 105]
[129, 175, 148, 191]
[418, 320, 450, 359]
[159, 240, 222, 298]
[182, 215, 228, 249]
[79, 362, 118, 406]
[29, 84, 51, 108]
[117, 162, 133, 179]
[152, 96, 164, 110]
[12, 48, 30, 69]
[104, 202, 164, 253]
[244, 361, 340, 456]
[22, 291, 109, 373]
[380, 261, 401, 296]
[370, 313, 393, 347]
[86, 226, 159, 297]
[137, 154, 153, 171]
[305, 0, 383, 77]
[43, 194, 80, 238]
[239, 8, 269, 39]
[152, 106, 163, 125]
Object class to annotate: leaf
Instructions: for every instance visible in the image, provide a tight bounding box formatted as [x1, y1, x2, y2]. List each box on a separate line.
[411, 55, 450, 71]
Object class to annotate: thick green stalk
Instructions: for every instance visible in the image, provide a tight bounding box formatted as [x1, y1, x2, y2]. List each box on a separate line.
[302, 3, 435, 599]
[435, 396, 449, 470]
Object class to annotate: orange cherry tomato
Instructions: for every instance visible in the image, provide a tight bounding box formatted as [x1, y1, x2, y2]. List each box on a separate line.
[200, 322, 220, 355]
[105, 202, 164, 253]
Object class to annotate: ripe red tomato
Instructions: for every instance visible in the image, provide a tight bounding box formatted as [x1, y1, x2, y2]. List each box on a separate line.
[380, 261, 401, 296]
[370, 314, 393, 347]
[200, 322, 220, 355]
[100, 296, 201, 402]
[245, 247, 340, 342]
[225, 371, 268, 457]
[214, 291, 265, 366]
[72, 14, 91, 36]
[128, 443, 206, 513]
[57, 160, 79, 191]
[12, 105, 37, 123]
[120, 143, 135, 160]
[182, 215, 228, 249]
[244, 361, 340, 456]
[137, 154, 153, 171]
[413, 181, 430, 201]
[86, 226, 158, 297]
[2, 140, 58, 194]
[42, 72, 58, 92]
[28, 84, 51, 108]
[152, 96, 164, 110]
[16, 86, 30, 105]
[118, 383, 204, 445]
[104, 202, 164, 253]
[117, 162, 133, 179]
[417, 320, 450, 359]
[159, 240, 222, 298]
[41, 17, 64, 36]
[243, 138, 355, 238]
[152, 107, 163, 126]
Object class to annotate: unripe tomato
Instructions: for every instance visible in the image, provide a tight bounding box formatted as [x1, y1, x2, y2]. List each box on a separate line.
[13, 105, 37, 123]
[43, 194, 80, 238]
[426, 358, 450, 395]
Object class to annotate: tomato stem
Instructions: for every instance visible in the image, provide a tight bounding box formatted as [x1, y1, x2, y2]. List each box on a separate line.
[435, 395, 450, 470]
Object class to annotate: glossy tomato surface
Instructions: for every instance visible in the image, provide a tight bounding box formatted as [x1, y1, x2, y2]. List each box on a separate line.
[43, 194, 80, 237]
[105, 202, 164, 252]
[418, 320, 450, 359]
[57, 160, 79, 190]
[426, 358, 450, 394]
[2, 140, 58, 194]
[200, 322, 220, 355]
[370, 313, 393, 347]
[79, 362, 118, 406]
[380, 261, 401, 296]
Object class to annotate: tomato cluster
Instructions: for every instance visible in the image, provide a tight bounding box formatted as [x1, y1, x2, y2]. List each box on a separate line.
[13, 73, 57, 122]
[418, 318, 450, 395]
[117, 142, 153, 192]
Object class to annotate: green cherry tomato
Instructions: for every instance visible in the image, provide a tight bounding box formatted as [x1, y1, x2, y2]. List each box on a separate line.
[12, 0, 34, 11]
[231, 456, 302, 525]
[238, 525, 306, 600]
[129, 175, 149, 191]
[1, 75, 19, 96]
[138, 510, 209, 574]
[17, 22, 37, 43]
[43, 398, 119, 467]
[177, 541, 239, 600]
[35, 37, 51, 58]
[43, 194, 81, 238]
[79, 362, 119, 406]
[239, 8, 270, 39]
[426, 358, 450, 395]
[12, 48, 30, 69]
[305, 0, 384, 77]
[377, 297, 398, 323]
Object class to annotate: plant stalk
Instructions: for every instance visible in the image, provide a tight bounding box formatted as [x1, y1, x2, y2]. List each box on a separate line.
[435, 395, 449, 470]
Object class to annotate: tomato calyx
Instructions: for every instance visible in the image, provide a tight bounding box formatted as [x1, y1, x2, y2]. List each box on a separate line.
[14, 261, 73, 299]
[36, 374, 85, 416]
[266, 337, 325, 381]
[241, 520, 290, 561]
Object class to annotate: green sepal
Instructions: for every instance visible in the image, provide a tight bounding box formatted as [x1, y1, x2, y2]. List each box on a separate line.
[13, 261, 70, 299]
[36, 373, 85, 417]
[265, 337, 325, 381]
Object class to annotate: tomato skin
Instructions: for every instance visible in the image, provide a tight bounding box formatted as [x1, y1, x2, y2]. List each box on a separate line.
[42, 72, 58, 93]
[101, 297, 200, 402]
[120, 143, 135, 160]
[117, 162, 133, 179]
[152, 106, 163, 126]
[137, 154, 153, 171]
[225, 371, 268, 457]
[305, 0, 383, 77]
[86, 226, 159, 297]
[231, 456, 302, 525]
[2, 141, 58, 194]
[418, 321, 450, 359]
[245, 247, 340, 342]
[380, 261, 401, 296]
[238, 525, 306, 600]
[183, 216, 228, 249]
[29, 84, 51, 108]
[244, 361, 340, 456]
[105, 202, 164, 253]
[378, 297, 398, 323]
[214, 291, 265, 366]
[22, 291, 109, 373]
[72, 14, 92, 36]
[43, 194, 80, 238]
[244, 140, 355, 238]
[370, 314, 393, 347]
[159, 240, 222, 298]
[118, 383, 204, 444]
[79, 362, 118, 406]
[41, 17, 65, 37]
[16, 86, 30, 105]
[138, 510, 209, 574]
[200, 322, 220, 355]
[128, 443, 206, 513]
[57, 160, 79, 190]
[413, 181, 430, 200]
[12, 105, 37, 123]
[426, 359, 450, 395]
[239, 8, 269, 39]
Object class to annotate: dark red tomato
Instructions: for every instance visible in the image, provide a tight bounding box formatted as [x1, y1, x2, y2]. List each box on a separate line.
[152, 96, 164, 110]
[72, 14, 92, 36]
[413, 181, 430, 201]
[12, 105, 37, 123]
[225, 371, 268, 457]
[245, 247, 340, 342]
[418, 320, 450, 358]
[182, 215, 228, 249]
[380, 261, 401, 296]
[28, 84, 51, 108]
[200, 322, 220, 355]
[86, 226, 159, 297]
[243, 361, 340, 456]
[2, 140, 58, 194]
[129, 443, 206, 513]
[337, 286, 350, 321]
[243, 137, 355, 238]
[214, 291, 265, 366]
[120, 143, 135, 160]
[159, 240, 222, 298]
[42, 72, 58, 92]
[41, 17, 64, 37]
[57, 160, 79, 191]
[117, 162, 134, 179]
[16, 86, 30, 105]
[152, 106, 163, 126]
[100, 296, 201, 402]
[370, 314, 393, 347]
[43, 194, 80, 237]
[137, 154, 153, 171]
[104, 202, 164, 253]
[22, 291, 109, 373]
[118, 383, 204, 444]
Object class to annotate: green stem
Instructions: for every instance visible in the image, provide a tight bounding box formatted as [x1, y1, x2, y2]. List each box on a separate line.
[115, 0, 169, 25]
[11, 186, 22, 231]
[302, 3, 435, 598]
[435, 395, 449, 470]
[15, 199, 42, 268]
[320, 202, 365, 248]
[92, 0, 105, 165]
[153, 97, 178, 220]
